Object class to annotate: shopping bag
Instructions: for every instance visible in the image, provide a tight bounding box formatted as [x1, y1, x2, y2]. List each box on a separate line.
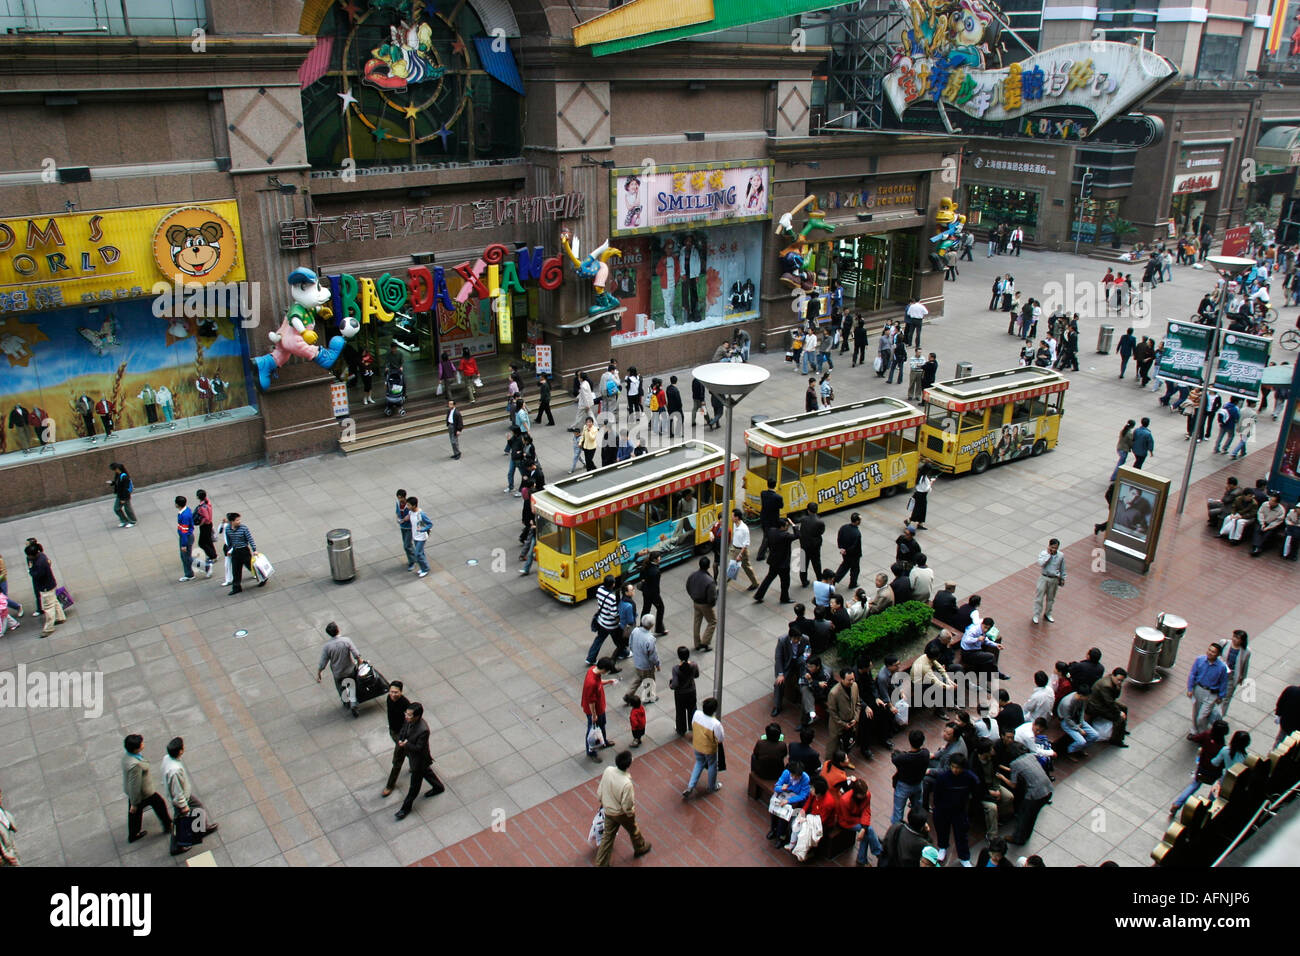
[473, 377, 484, 388]
[251, 552, 274, 582]
[726, 559, 740, 581]
[873, 355, 884, 373]
[587, 807, 605, 845]
[55, 586, 74, 610]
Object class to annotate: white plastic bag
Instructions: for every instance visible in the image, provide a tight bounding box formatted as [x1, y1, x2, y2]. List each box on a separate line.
[873, 355, 884, 373]
[587, 807, 605, 845]
[726, 559, 740, 581]
[251, 552, 274, 582]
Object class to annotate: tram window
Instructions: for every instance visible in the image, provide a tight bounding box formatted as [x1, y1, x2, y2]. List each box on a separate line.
[1030, 395, 1049, 417]
[817, 444, 843, 473]
[960, 410, 986, 431]
[863, 437, 886, 461]
[780, 455, 800, 483]
[696, 480, 715, 506]
[842, 439, 864, 466]
[575, 519, 599, 555]
[536, 516, 568, 555]
[801, 451, 816, 477]
[747, 449, 770, 483]
[898, 426, 919, 454]
[673, 488, 698, 516]
[618, 504, 646, 539]
[926, 404, 951, 428]
[1048, 393, 1064, 414]
[988, 403, 1010, 427]
[598, 515, 617, 546]
[1010, 399, 1034, 424]
[646, 494, 670, 525]
[886, 431, 901, 456]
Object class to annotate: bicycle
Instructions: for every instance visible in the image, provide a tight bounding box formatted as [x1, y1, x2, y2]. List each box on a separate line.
[1281, 328, 1300, 351]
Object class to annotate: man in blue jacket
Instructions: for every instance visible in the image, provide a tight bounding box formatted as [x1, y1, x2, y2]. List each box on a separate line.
[175, 496, 195, 583]
[1131, 417, 1155, 469]
[1213, 397, 1239, 454]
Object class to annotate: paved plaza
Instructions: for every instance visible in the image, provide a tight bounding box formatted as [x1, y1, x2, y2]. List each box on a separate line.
[2, 246, 1296, 867]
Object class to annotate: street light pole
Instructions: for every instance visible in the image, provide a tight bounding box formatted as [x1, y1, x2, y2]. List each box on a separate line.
[1175, 255, 1256, 515]
[690, 361, 769, 720]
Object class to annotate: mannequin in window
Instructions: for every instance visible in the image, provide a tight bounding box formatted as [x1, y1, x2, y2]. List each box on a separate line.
[95, 397, 115, 436]
[196, 375, 214, 415]
[156, 386, 174, 422]
[138, 384, 159, 424]
[8, 405, 32, 451]
[75, 394, 96, 439]
[28, 406, 49, 445]
[211, 374, 228, 408]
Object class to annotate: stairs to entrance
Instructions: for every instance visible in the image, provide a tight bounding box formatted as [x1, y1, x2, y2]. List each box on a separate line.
[340, 377, 576, 455]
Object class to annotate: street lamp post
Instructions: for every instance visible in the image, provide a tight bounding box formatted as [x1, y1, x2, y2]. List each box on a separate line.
[1175, 255, 1256, 515]
[690, 361, 769, 718]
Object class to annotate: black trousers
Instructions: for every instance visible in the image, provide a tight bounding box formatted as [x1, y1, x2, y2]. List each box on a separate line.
[641, 595, 665, 633]
[1011, 794, 1050, 843]
[400, 758, 445, 813]
[386, 740, 407, 790]
[683, 277, 699, 321]
[128, 792, 171, 838]
[674, 690, 697, 736]
[230, 546, 252, 590]
[198, 524, 217, 562]
[755, 563, 791, 602]
[536, 400, 554, 425]
[853, 342, 867, 365]
[834, 554, 861, 588]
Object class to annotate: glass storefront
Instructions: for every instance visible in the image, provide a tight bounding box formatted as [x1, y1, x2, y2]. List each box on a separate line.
[964, 185, 1041, 240]
[1170, 193, 1211, 237]
[829, 233, 919, 313]
[1069, 198, 1123, 245]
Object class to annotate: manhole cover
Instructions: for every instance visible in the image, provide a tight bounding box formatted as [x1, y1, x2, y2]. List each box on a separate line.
[1100, 580, 1139, 599]
[233, 629, 248, 638]
[466, 559, 478, 566]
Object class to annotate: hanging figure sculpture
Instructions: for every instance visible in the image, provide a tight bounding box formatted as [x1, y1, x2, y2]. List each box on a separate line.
[560, 229, 623, 315]
[252, 267, 359, 390]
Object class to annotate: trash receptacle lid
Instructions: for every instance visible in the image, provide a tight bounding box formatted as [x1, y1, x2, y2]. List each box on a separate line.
[327, 529, 351, 541]
[1135, 626, 1165, 641]
[1158, 613, 1187, 629]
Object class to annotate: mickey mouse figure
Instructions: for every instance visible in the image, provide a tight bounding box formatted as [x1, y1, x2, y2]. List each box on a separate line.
[252, 268, 359, 390]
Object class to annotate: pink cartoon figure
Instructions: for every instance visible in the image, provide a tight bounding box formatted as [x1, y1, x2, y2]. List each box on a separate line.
[252, 267, 359, 390]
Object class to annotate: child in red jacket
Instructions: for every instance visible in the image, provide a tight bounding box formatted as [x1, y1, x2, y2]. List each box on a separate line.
[629, 695, 647, 748]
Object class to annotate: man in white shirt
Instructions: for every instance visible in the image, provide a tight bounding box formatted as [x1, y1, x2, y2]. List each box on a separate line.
[908, 555, 935, 603]
[1010, 226, 1024, 256]
[802, 329, 818, 374]
[408, 496, 431, 577]
[904, 298, 929, 348]
[595, 750, 652, 866]
[1014, 718, 1057, 761]
[1032, 537, 1065, 624]
[728, 508, 759, 590]
[1024, 671, 1056, 723]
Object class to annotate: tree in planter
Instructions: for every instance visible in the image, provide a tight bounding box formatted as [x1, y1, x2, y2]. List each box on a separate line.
[1104, 216, 1138, 250]
[835, 601, 936, 667]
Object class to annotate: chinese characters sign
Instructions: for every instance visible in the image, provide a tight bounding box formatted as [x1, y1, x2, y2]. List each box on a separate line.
[1157, 322, 1212, 387]
[0, 201, 247, 315]
[1172, 171, 1221, 195]
[277, 191, 586, 250]
[1213, 332, 1271, 400]
[611, 161, 772, 237]
[884, 42, 1177, 132]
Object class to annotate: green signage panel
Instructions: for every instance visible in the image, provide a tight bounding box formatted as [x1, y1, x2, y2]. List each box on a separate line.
[1213, 331, 1271, 400]
[1157, 321, 1213, 386]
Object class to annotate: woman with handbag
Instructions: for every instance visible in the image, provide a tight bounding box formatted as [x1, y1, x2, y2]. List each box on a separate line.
[907, 465, 933, 529]
[26, 541, 64, 637]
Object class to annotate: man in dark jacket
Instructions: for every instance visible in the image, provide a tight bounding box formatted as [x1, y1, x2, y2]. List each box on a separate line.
[889, 562, 913, 604]
[28, 544, 63, 636]
[394, 702, 445, 819]
[887, 334, 908, 385]
[881, 808, 932, 867]
[109, 462, 137, 527]
[772, 624, 809, 716]
[832, 513, 863, 588]
[534, 373, 554, 426]
[686, 557, 718, 652]
[751, 723, 789, 780]
[797, 503, 825, 587]
[666, 375, 684, 437]
[382, 681, 412, 797]
[690, 377, 711, 430]
[895, 525, 922, 570]
[932, 581, 961, 627]
[931, 753, 981, 865]
[756, 478, 784, 562]
[638, 551, 666, 635]
[1069, 648, 1104, 690]
[754, 518, 797, 604]
[805, 376, 818, 412]
[851, 315, 869, 367]
[1085, 667, 1130, 746]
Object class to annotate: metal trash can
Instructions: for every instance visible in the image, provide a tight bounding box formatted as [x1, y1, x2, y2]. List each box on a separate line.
[1097, 324, 1115, 353]
[1156, 612, 1188, 669]
[955, 361, 973, 380]
[1128, 626, 1165, 685]
[327, 528, 355, 583]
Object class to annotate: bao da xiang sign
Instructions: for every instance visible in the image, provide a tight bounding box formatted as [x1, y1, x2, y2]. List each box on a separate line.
[885, 41, 1177, 131]
[611, 161, 772, 237]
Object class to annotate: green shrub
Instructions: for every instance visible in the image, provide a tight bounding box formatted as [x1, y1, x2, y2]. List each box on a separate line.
[835, 600, 936, 665]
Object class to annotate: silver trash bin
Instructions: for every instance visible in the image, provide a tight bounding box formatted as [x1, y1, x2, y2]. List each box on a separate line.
[327, 528, 355, 583]
[1156, 612, 1187, 669]
[1097, 324, 1115, 353]
[955, 361, 973, 380]
[1128, 626, 1165, 685]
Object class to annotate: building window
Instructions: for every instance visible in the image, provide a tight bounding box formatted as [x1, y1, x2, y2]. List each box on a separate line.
[1196, 34, 1242, 79]
[965, 185, 1041, 239]
[1070, 198, 1123, 244]
[0, 0, 206, 35]
[993, 0, 1043, 64]
[1095, 0, 1158, 45]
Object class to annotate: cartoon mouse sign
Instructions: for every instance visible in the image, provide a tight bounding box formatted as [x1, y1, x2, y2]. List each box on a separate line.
[152, 206, 240, 284]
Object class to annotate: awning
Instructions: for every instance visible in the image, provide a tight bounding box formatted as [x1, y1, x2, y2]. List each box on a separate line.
[1256, 126, 1300, 169]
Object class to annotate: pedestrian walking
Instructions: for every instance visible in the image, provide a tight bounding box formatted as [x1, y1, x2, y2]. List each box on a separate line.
[580, 417, 599, 472]
[851, 315, 869, 367]
[753, 517, 797, 604]
[636, 551, 667, 634]
[162, 737, 218, 855]
[0, 550, 23, 623]
[446, 399, 464, 459]
[175, 495, 196, 583]
[381, 681, 411, 797]
[832, 512, 863, 589]
[931, 753, 979, 866]
[407, 496, 431, 577]
[728, 508, 760, 590]
[907, 465, 933, 529]
[585, 575, 627, 664]
[875, 324, 892, 378]
[535, 373, 555, 426]
[395, 489, 415, 571]
[193, 490, 216, 577]
[108, 462, 137, 527]
[1229, 401, 1257, 459]
[797, 503, 825, 587]
[393, 702, 446, 819]
[1221, 630, 1251, 716]
[594, 750, 652, 865]
[1187, 642, 1229, 736]
[1169, 721, 1233, 815]
[1131, 417, 1154, 468]
[27, 541, 64, 637]
[122, 734, 172, 844]
[316, 621, 362, 717]
[670, 647, 700, 737]
[1111, 420, 1135, 480]
[1031, 538, 1065, 625]
[572, 373, 596, 430]
[223, 512, 257, 595]
[626, 614, 660, 706]
[686, 557, 718, 651]
[682, 697, 725, 798]
[886, 333, 907, 384]
[583, 658, 619, 760]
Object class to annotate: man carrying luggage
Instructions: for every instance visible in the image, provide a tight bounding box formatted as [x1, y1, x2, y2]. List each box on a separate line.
[316, 621, 361, 717]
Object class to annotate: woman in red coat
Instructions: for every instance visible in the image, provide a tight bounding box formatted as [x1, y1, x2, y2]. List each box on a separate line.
[837, 778, 884, 865]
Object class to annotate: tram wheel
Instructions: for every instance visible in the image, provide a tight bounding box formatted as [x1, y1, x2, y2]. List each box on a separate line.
[1031, 439, 1047, 457]
[971, 452, 991, 475]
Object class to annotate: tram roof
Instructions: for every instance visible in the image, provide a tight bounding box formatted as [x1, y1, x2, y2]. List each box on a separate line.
[533, 439, 735, 516]
[923, 366, 1068, 412]
[745, 397, 923, 453]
